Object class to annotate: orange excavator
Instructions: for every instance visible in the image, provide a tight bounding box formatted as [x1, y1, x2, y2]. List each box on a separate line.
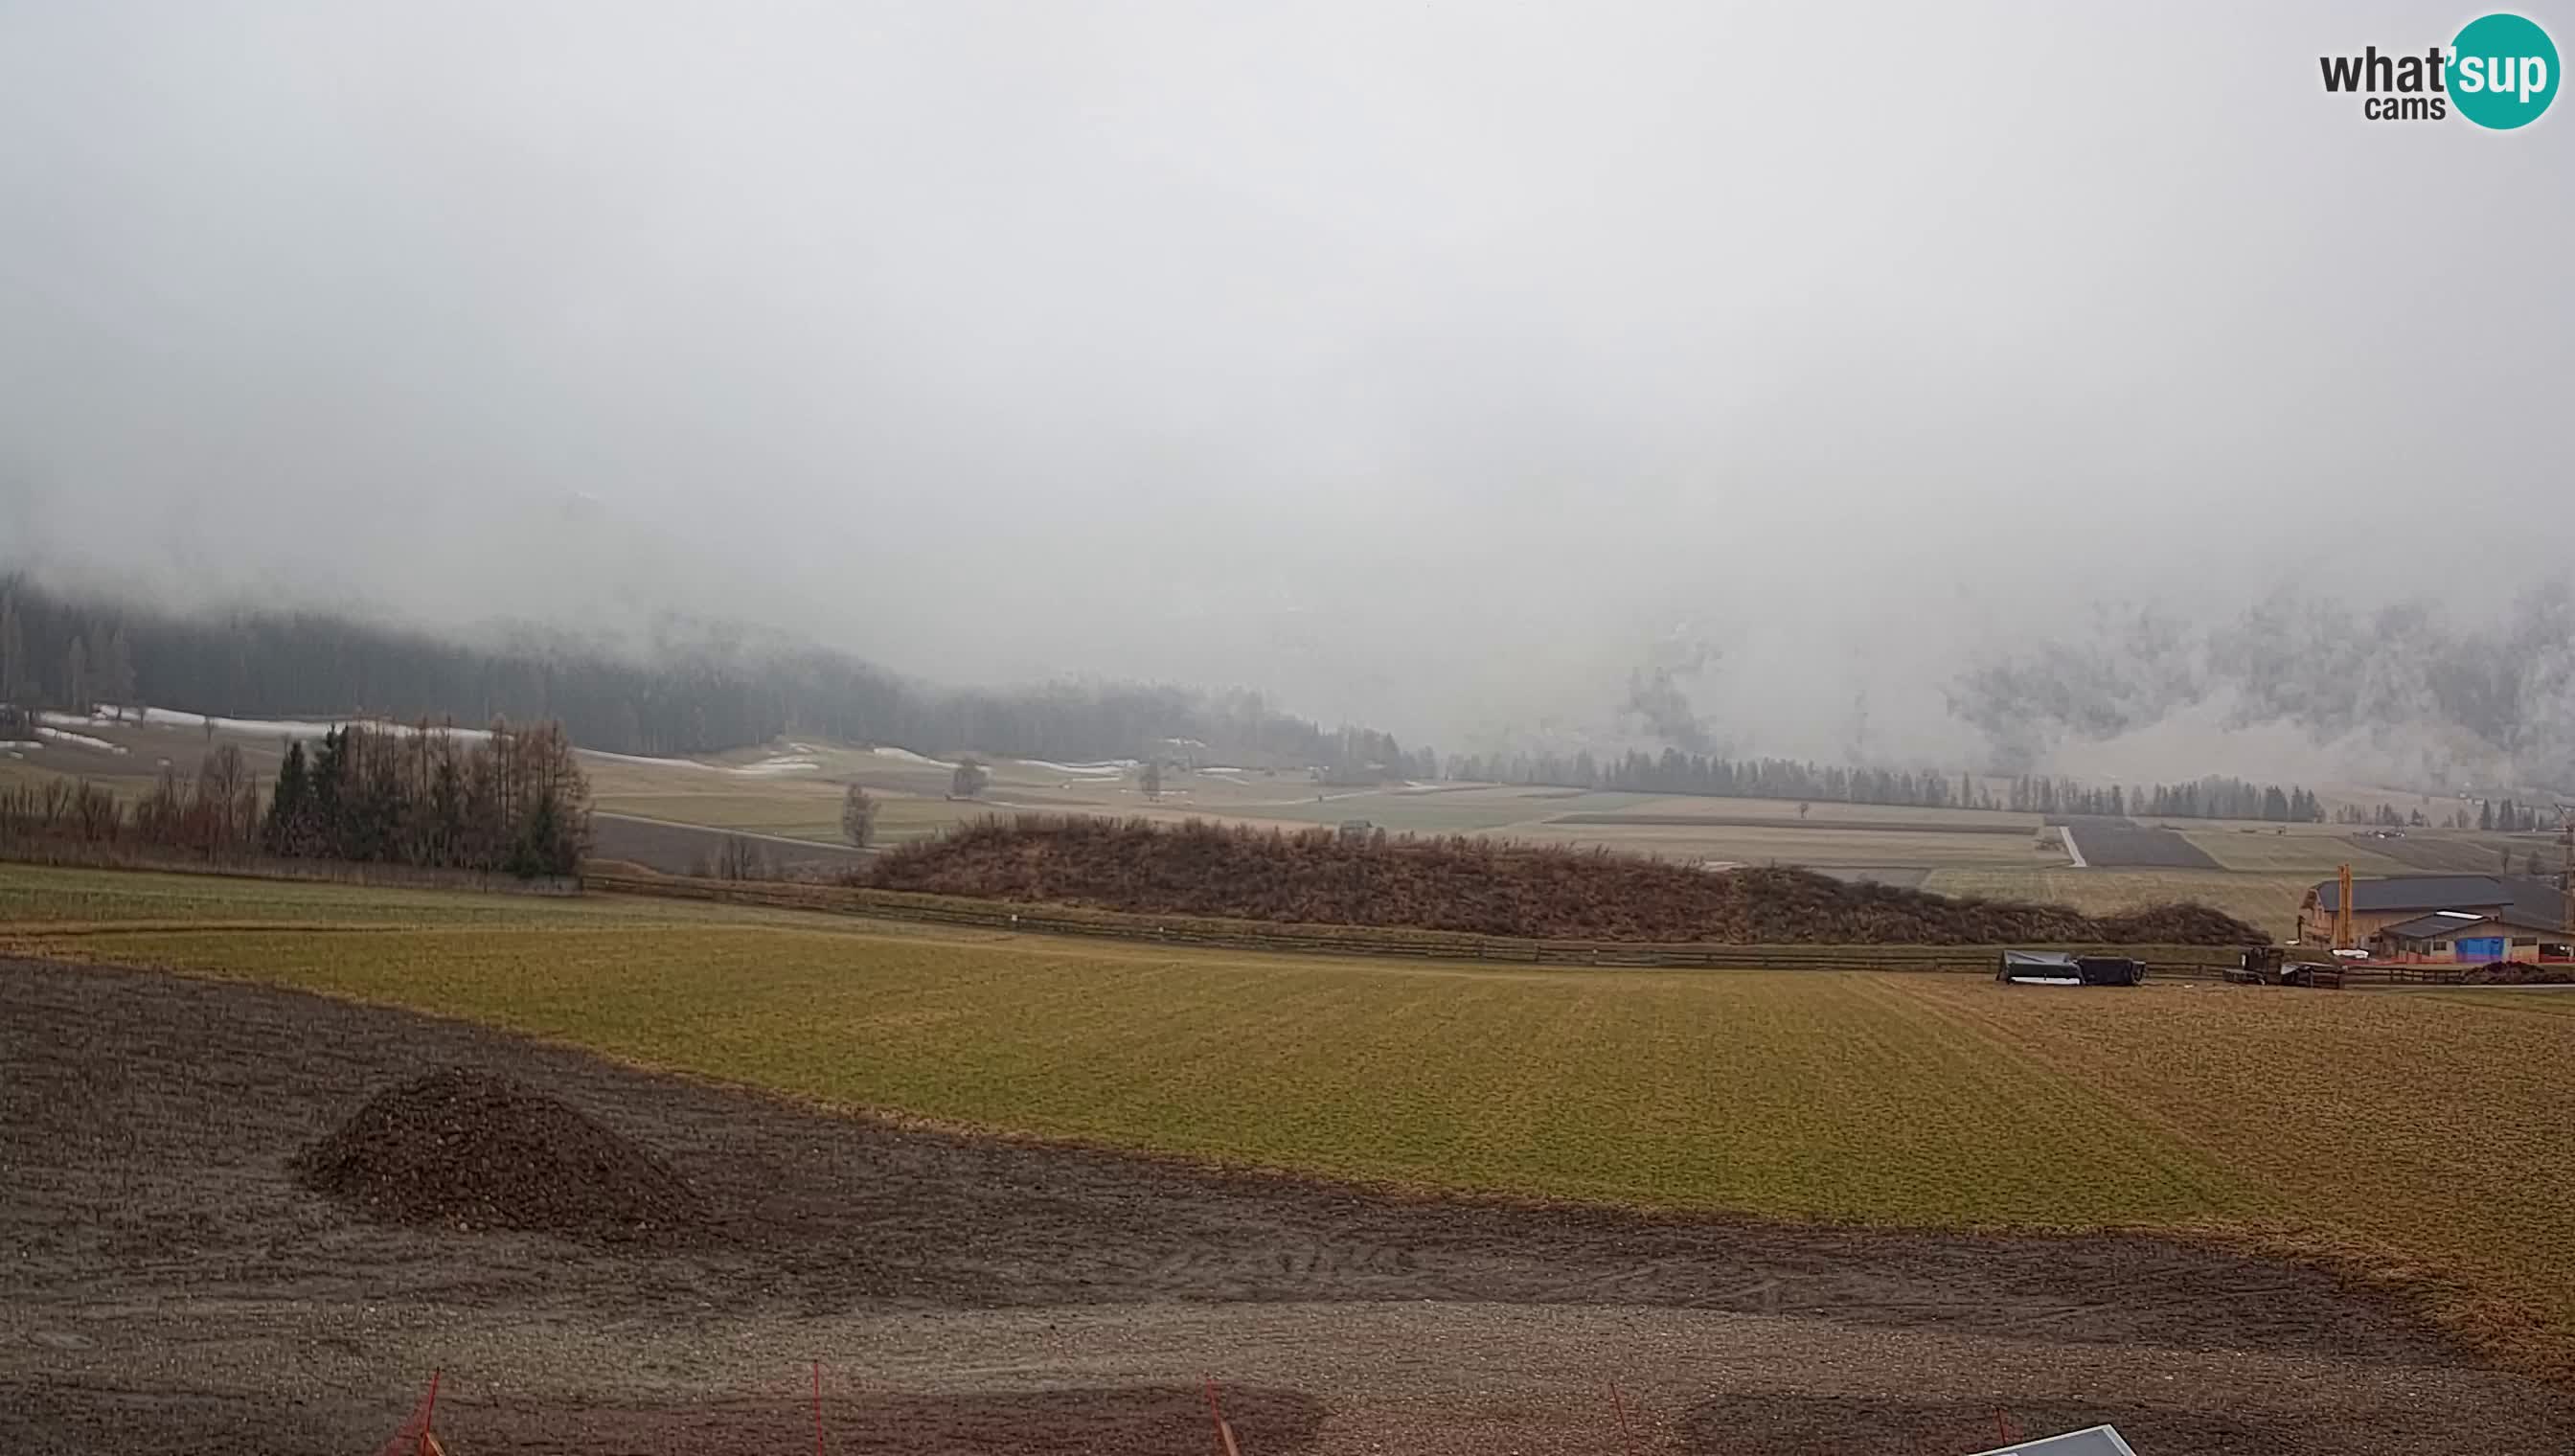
[2236, 863, 2354, 987]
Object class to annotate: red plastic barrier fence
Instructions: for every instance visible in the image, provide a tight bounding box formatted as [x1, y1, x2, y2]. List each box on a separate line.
[369, 1369, 439, 1456]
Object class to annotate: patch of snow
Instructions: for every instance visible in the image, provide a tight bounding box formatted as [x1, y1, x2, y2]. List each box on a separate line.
[579, 748, 817, 777]
[370, 720, 493, 741]
[1019, 758, 1137, 776]
[0, 739, 39, 750]
[35, 726, 125, 754]
[112, 704, 490, 740]
[579, 748, 722, 771]
[869, 745, 952, 768]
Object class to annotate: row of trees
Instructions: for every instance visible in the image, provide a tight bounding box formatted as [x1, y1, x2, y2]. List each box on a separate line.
[1443, 749, 1974, 808]
[264, 722, 589, 876]
[2478, 798, 2551, 832]
[1437, 748, 2337, 823]
[2338, 798, 2567, 831]
[2, 743, 272, 862]
[2009, 775, 2326, 822]
[0, 721, 590, 876]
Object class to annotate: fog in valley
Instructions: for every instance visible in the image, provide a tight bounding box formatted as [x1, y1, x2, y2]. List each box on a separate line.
[3, 2, 2569, 789]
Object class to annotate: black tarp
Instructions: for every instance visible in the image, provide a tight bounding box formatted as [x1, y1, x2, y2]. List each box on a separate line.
[1997, 952, 2143, 987]
[2074, 956, 2146, 986]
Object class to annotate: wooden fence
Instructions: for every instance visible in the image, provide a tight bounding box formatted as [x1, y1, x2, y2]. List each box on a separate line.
[3, 839, 581, 896]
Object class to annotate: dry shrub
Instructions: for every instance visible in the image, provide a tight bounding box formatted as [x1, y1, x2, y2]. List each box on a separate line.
[871, 816, 2267, 945]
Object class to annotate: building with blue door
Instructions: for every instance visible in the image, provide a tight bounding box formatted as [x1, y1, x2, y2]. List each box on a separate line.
[2300, 874, 2566, 948]
[2369, 908, 2564, 962]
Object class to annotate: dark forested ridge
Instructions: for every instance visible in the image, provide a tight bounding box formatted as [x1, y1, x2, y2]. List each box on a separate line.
[0, 577, 1422, 771]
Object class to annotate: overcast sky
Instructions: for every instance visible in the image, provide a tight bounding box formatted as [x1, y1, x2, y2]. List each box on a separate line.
[2, 1, 2567, 762]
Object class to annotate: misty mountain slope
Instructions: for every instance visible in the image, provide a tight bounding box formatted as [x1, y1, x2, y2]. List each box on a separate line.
[0, 578, 1424, 774]
[1949, 585, 2575, 798]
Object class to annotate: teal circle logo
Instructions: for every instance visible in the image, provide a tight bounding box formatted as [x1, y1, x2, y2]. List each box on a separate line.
[2451, 12, 2559, 128]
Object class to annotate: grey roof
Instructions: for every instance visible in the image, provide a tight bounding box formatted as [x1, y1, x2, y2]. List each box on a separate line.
[2502, 876, 2568, 929]
[2311, 875, 2505, 913]
[2376, 904, 2564, 941]
[2375, 911, 2503, 941]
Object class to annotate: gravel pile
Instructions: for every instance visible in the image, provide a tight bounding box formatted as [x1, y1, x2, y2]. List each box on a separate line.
[296, 1067, 709, 1243]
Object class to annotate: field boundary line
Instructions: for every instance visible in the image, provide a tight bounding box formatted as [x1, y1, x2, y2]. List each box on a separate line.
[3, 919, 462, 939]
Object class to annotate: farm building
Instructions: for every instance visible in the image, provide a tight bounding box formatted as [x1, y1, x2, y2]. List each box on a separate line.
[2297, 874, 2566, 947]
[2369, 908, 2569, 962]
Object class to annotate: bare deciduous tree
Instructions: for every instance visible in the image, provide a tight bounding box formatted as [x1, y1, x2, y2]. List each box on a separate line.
[709, 833, 774, 880]
[841, 784, 877, 848]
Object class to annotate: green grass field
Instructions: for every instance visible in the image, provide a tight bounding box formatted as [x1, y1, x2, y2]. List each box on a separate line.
[0, 864, 2251, 1225]
[6, 860, 2573, 1376]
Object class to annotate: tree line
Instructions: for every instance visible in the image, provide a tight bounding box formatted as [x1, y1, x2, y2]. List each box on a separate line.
[0, 719, 590, 876]
[2477, 797, 2549, 832]
[1440, 750, 2330, 822]
[1443, 749, 1973, 808]
[2011, 775, 2326, 822]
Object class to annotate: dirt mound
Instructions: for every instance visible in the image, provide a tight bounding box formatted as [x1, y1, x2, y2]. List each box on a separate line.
[872, 815, 2268, 945]
[296, 1067, 709, 1243]
[2461, 961, 2575, 986]
[2094, 901, 2267, 943]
